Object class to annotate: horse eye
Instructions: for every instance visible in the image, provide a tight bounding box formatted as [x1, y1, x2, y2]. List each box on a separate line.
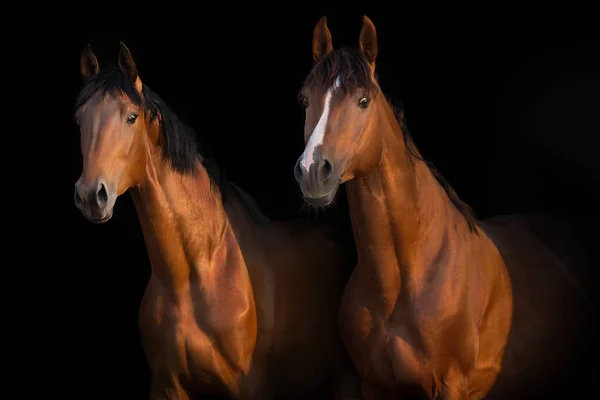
[358, 96, 369, 108]
[301, 96, 309, 108]
[127, 113, 138, 125]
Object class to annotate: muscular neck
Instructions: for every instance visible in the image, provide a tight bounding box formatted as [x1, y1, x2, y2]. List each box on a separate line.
[129, 133, 244, 298]
[346, 99, 476, 315]
[128, 134, 259, 394]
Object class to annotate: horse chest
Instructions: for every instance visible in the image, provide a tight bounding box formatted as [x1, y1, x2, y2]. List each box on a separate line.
[380, 309, 438, 389]
[343, 272, 470, 395]
[341, 297, 427, 391]
[140, 296, 210, 367]
[139, 286, 250, 397]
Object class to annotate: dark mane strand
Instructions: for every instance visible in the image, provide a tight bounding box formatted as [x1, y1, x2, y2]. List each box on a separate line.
[301, 47, 380, 97]
[388, 97, 478, 233]
[301, 47, 477, 233]
[74, 66, 270, 227]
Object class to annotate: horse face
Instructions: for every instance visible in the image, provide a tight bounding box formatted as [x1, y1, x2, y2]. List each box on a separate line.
[74, 43, 151, 223]
[294, 16, 383, 207]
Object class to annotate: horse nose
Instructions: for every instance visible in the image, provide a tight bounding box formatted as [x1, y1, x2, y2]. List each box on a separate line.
[74, 179, 109, 211]
[94, 181, 109, 209]
[294, 156, 306, 184]
[294, 154, 333, 185]
[315, 156, 333, 184]
[74, 181, 84, 210]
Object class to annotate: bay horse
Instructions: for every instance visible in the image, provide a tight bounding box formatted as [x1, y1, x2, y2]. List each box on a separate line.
[73, 42, 357, 400]
[293, 16, 594, 399]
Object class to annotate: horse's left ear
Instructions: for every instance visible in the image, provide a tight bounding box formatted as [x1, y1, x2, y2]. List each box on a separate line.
[118, 41, 143, 92]
[80, 44, 99, 81]
[359, 15, 378, 67]
[312, 16, 333, 62]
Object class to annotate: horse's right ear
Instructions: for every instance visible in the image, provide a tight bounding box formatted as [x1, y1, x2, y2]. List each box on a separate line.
[80, 44, 99, 81]
[359, 16, 378, 67]
[118, 41, 143, 93]
[312, 16, 333, 62]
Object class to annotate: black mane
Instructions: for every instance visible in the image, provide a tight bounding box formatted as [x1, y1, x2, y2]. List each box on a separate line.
[301, 47, 477, 232]
[74, 66, 270, 227]
[301, 47, 380, 98]
[391, 99, 478, 233]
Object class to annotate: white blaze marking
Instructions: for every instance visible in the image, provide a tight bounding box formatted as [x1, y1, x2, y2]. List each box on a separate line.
[300, 76, 341, 171]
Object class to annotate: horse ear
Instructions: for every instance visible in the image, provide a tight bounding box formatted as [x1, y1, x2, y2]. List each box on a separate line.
[80, 44, 99, 81]
[359, 15, 378, 67]
[312, 16, 333, 62]
[118, 41, 142, 92]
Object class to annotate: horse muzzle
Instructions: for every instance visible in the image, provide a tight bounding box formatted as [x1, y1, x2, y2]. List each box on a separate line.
[74, 178, 116, 223]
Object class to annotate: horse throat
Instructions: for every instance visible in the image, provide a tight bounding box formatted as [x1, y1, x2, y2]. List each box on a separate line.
[346, 109, 470, 315]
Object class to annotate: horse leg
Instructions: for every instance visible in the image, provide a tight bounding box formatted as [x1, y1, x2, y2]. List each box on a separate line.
[440, 365, 470, 400]
[466, 365, 501, 400]
[149, 374, 191, 400]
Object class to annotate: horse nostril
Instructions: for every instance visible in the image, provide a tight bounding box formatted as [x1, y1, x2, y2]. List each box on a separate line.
[74, 186, 84, 209]
[294, 159, 304, 183]
[320, 159, 333, 181]
[96, 183, 108, 208]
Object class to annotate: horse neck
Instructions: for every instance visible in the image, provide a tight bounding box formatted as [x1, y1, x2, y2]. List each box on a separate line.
[129, 136, 247, 297]
[346, 99, 476, 313]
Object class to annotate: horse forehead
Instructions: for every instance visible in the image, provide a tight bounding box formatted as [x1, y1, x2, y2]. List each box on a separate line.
[312, 80, 344, 112]
[82, 93, 126, 128]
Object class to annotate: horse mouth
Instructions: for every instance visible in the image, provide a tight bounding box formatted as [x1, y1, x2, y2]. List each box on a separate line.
[88, 209, 114, 224]
[304, 189, 337, 207]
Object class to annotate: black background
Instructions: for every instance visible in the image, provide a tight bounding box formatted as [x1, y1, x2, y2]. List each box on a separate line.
[30, 6, 599, 398]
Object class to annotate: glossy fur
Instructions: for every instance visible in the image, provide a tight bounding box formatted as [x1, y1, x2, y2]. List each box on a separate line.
[294, 16, 593, 399]
[74, 42, 356, 400]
